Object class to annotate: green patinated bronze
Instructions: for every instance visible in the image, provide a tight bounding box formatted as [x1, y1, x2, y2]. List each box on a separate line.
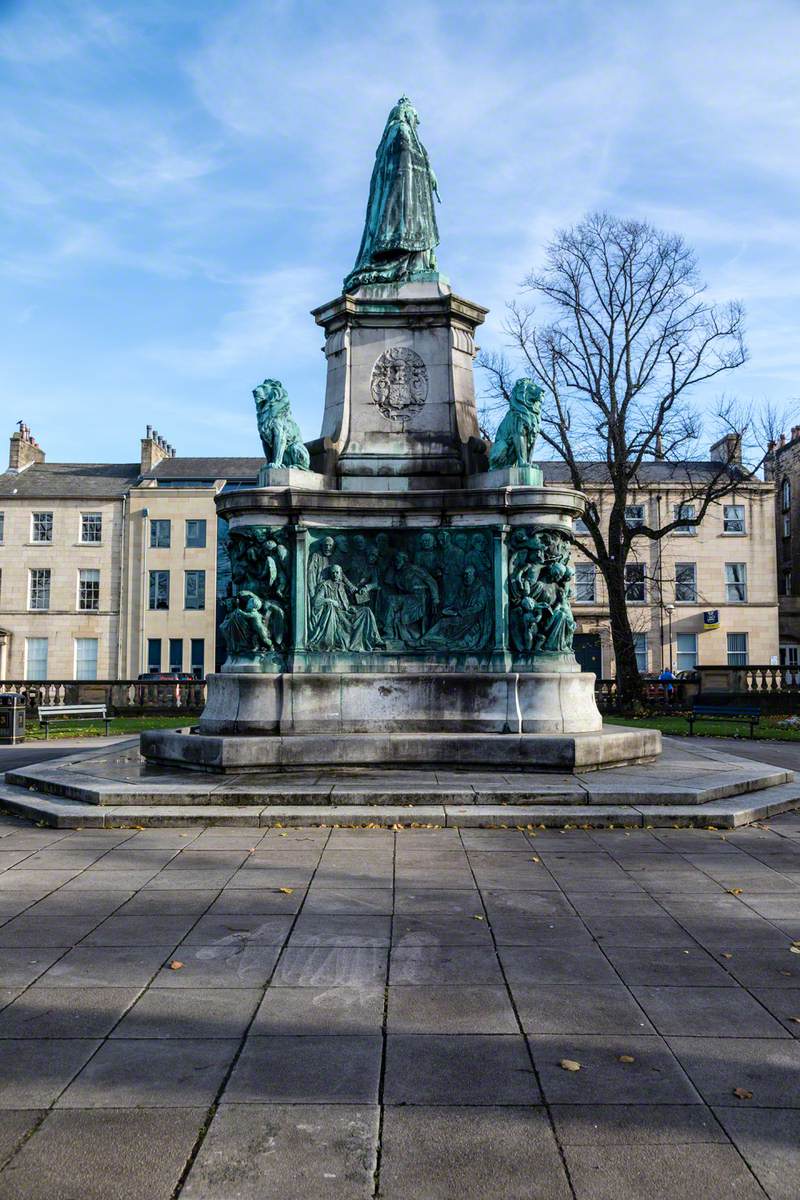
[488, 380, 544, 469]
[344, 96, 441, 292]
[254, 379, 310, 470]
[220, 527, 290, 668]
[508, 527, 576, 656]
[306, 527, 493, 654]
[219, 522, 576, 667]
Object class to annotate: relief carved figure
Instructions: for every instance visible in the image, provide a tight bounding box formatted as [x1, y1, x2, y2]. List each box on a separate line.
[253, 378, 310, 471]
[304, 528, 493, 655]
[221, 527, 291, 666]
[508, 528, 576, 657]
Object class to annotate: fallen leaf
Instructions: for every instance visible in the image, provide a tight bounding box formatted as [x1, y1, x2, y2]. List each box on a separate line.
[560, 1059, 581, 1072]
[617, 1055, 635, 1063]
[789, 1017, 800, 1024]
[781, 970, 794, 977]
[169, 961, 184, 971]
[279, 832, 288, 838]
[279, 887, 294, 895]
[530, 856, 541, 863]
[727, 888, 744, 896]
[790, 947, 800, 955]
[473, 914, 485, 922]
[733, 1087, 753, 1100]
[721, 953, 734, 959]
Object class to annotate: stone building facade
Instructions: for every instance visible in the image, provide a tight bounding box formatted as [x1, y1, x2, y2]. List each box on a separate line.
[549, 452, 779, 679]
[0, 425, 260, 681]
[0, 423, 780, 682]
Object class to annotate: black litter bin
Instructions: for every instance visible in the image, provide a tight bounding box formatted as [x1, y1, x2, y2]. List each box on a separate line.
[0, 694, 26, 744]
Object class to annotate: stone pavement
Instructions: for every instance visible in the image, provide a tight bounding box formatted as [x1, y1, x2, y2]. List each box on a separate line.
[0, 809, 798, 1198]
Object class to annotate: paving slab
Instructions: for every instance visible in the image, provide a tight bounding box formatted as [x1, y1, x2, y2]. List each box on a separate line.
[667, 1035, 800, 1107]
[181, 1104, 379, 1200]
[630, 985, 790, 1037]
[0, 988, 141, 1039]
[0, 1108, 205, 1200]
[56, 1038, 237, 1108]
[384, 1033, 539, 1104]
[528, 1034, 701, 1105]
[250, 986, 385, 1036]
[512, 984, 654, 1035]
[563, 1143, 765, 1200]
[550, 1103, 729, 1144]
[0, 1039, 101, 1108]
[110, 988, 262, 1039]
[713, 1107, 800, 1200]
[223, 1034, 382, 1103]
[378, 1106, 571, 1200]
[387, 985, 518, 1034]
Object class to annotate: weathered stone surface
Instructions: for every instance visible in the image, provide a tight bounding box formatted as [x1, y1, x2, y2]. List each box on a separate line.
[181, 1104, 379, 1200]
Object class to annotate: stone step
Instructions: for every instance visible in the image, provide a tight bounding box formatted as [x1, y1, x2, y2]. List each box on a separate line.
[2, 781, 799, 830]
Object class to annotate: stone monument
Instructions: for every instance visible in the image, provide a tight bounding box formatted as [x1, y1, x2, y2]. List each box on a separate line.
[142, 98, 657, 775]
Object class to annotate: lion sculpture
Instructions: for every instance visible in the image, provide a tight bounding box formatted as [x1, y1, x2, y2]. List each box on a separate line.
[253, 378, 310, 471]
[488, 379, 543, 469]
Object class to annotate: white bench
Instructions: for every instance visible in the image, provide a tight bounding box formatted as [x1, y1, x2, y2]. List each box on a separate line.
[37, 704, 110, 739]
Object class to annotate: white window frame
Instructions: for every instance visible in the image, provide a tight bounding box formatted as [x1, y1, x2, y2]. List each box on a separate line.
[632, 632, 648, 673]
[674, 562, 697, 603]
[676, 633, 698, 672]
[727, 632, 748, 667]
[624, 561, 646, 603]
[673, 502, 697, 535]
[574, 516, 589, 535]
[80, 512, 103, 544]
[625, 504, 646, 529]
[31, 511, 53, 543]
[78, 568, 100, 612]
[29, 568, 51, 610]
[185, 519, 207, 548]
[149, 570, 170, 611]
[574, 562, 596, 603]
[725, 562, 747, 604]
[184, 570, 206, 610]
[75, 637, 99, 681]
[723, 504, 745, 534]
[25, 637, 48, 680]
[783, 568, 792, 597]
[783, 514, 791, 539]
[782, 478, 791, 511]
[150, 519, 171, 549]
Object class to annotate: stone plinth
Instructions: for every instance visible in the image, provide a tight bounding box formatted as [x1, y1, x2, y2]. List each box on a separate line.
[467, 465, 544, 489]
[197, 670, 602, 735]
[310, 282, 487, 486]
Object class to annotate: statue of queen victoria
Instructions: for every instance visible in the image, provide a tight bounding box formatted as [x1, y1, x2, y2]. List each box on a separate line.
[344, 95, 441, 292]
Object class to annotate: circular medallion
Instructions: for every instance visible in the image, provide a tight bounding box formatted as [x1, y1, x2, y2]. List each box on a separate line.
[370, 347, 428, 424]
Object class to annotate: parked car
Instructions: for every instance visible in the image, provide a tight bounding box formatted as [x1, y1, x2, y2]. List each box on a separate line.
[136, 672, 195, 682]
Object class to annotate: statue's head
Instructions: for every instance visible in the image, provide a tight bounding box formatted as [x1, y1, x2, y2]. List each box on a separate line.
[253, 378, 289, 417]
[394, 551, 408, 568]
[353, 535, 367, 552]
[388, 95, 419, 129]
[418, 532, 435, 551]
[510, 378, 544, 414]
[330, 564, 343, 581]
[464, 566, 476, 585]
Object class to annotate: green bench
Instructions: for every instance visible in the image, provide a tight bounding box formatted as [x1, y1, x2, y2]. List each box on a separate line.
[688, 700, 761, 738]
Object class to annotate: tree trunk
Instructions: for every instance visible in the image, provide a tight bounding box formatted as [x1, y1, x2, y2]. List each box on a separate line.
[603, 563, 644, 711]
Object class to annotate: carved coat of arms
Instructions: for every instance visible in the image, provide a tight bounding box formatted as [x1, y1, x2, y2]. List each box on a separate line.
[370, 347, 428, 424]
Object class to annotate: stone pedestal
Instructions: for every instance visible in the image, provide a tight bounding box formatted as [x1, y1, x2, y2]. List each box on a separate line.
[309, 281, 487, 488]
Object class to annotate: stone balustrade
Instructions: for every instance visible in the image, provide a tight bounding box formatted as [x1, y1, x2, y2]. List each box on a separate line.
[0, 679, 206, 714]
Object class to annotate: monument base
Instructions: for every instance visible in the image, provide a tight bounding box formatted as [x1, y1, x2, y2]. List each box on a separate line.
[139, 671, 657, 774]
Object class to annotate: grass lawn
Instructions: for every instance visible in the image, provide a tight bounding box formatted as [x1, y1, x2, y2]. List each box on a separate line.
[25, 715, 200, 741]
[605, 712, 800, 741]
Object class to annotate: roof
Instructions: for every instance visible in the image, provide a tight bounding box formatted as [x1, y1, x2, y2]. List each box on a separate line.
[0, 463, 140, 500]
[142, 457, 264, 482]
[538, 459, 757, 486]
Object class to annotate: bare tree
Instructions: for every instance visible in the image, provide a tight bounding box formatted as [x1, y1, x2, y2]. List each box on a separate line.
[480, 212, 777, 707]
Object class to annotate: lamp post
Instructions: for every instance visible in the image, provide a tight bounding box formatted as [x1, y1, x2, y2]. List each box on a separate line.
[665, 604, 675, 673]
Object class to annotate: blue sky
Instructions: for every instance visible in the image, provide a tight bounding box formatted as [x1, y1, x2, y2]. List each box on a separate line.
[2, 0, 799, 463]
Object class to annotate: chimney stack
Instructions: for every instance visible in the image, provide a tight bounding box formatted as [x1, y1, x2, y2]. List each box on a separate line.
[140, 426, 175, 473]
[9, 421, 45, 472]
[709, 432, 743, 466]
